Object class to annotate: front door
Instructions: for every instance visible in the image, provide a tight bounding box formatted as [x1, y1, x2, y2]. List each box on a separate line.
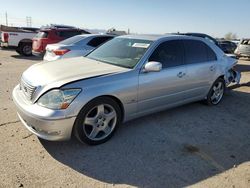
[138, 40, 189, 114]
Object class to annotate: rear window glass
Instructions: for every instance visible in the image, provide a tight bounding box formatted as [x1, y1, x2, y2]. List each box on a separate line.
[35, 31, 48, 38]
[87, 36, 114, 47]
[59, 35, 87, 45]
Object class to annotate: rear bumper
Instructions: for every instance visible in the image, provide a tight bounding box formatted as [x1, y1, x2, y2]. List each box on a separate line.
[32, 50, 45, 57]
[43, 52, 61, 62]
[1, 42, 9, 47]
[12, 85, 76, 141]
[235, 52, 250, 58]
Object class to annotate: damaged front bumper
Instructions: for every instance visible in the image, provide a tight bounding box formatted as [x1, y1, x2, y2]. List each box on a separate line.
[224, 69, 241, 86]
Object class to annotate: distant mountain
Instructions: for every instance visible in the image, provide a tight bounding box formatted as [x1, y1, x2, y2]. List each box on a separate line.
[84, 28, 107, 34]
[82, 28, 128, 35]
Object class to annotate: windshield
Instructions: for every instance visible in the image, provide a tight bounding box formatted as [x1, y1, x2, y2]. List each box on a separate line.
[59, 35, 86, 45]
[86, 38, 152, 69]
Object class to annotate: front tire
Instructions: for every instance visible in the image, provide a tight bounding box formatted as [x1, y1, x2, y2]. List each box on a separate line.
[74, 97, 122, 145]
[205, 78, 225, 105]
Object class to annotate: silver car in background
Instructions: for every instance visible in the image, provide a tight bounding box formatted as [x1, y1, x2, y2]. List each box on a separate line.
[13, 35, 240, 145]
[235, 39, 250, 59]
[43, 34, 114, 61]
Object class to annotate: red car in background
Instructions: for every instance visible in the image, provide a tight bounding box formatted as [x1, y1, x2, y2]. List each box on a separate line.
[32, 25, 90, 57]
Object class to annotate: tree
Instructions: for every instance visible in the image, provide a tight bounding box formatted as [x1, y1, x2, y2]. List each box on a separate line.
[224, 32, 237, 40]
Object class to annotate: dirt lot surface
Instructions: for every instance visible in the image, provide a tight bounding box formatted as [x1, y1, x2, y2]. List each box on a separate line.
[0, 49, 250, 188]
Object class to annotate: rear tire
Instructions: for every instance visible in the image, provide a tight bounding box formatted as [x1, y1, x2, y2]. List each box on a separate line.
[19, 43, 32, 56]
[205, 78, 225, 106]
[74, 97, 122, 145]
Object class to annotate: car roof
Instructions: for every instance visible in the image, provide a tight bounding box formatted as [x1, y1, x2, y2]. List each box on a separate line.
[118, 34, 164, 41]
[218, 40, 234, 43]
[40, 28, 80, 31]
[117, 34, 208, 42]
[185, 32, 209, 36]
[77, 34, 116, 38]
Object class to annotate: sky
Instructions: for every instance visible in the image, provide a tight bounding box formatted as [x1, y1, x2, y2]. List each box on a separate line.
[0, 0, 249, 38]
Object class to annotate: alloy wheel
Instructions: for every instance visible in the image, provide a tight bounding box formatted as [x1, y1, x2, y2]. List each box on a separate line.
[83, 104, 117, 141]
[23, 45, 32, 55]
[210, 82, 224, 105]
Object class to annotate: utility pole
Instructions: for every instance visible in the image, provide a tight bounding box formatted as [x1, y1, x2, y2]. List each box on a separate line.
[5, 12, 8, 26]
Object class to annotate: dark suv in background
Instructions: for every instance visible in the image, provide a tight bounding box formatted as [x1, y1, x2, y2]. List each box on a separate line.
[218, 40, 237, 54]
[176, 33, 238, 58]
[32, 25, 90, 57]
[176, 33, 220, 46]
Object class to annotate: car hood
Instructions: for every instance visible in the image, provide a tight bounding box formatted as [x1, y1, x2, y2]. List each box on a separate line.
[22, 56, 130, 88]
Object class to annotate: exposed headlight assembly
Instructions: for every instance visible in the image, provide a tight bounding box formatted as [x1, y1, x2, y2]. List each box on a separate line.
[37, 89, 81, 110]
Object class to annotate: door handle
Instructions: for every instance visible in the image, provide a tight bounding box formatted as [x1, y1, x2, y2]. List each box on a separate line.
[177, 72, 185, 78]
[210, 66, 215, 71]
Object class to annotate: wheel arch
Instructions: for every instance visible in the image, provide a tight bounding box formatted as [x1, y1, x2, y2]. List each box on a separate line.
[18, 39, 32, 47]
[218, 75, 225, 80]
[72, 94, 125, 143]
[214, 75, 226, 86]
[92, 95, 125, 122]
[76, 94, 125, 122]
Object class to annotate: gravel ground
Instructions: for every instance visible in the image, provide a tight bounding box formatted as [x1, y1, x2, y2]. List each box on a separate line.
[0, 49, 250, 188]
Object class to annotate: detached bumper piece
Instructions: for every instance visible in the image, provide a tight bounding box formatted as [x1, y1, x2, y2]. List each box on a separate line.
[225, 69, 241, 86]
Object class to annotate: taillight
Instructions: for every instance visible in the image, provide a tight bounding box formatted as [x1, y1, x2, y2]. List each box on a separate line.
[53, 49, 70, 56]
[3, 33, 9, 42]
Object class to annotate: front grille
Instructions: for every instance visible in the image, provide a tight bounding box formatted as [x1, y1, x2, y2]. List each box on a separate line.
[20, 78, 36, 100]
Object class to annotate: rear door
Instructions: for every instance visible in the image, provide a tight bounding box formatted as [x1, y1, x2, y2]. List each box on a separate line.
[138, 40, 189, 113]
[183, 39, 218, 98]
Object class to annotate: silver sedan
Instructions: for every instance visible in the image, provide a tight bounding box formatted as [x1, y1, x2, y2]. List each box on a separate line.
[43, 34, 114, 61]
[13, 35, 240, 145]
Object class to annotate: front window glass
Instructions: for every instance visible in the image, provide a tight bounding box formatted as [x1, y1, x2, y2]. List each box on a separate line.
[87, 38, 152, 69]
[149, 40, 185, 68]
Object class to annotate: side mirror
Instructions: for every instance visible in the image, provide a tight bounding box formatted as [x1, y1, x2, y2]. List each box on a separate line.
[143, 61, 162, 72]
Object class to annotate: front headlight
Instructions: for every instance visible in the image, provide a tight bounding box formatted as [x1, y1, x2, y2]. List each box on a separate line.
[37, 89, 81, 110]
